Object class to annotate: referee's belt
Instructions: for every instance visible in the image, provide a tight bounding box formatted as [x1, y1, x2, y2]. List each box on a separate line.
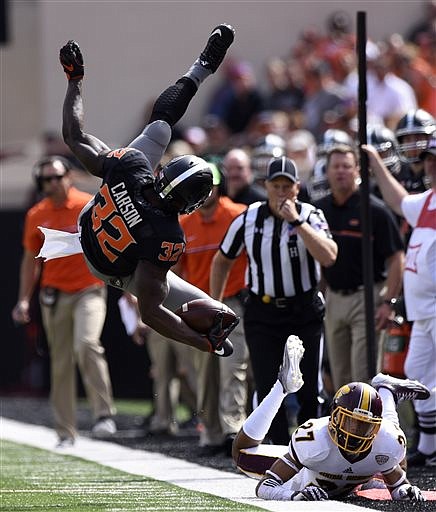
[249, 289, 314, 308]
[329, 285, 364, 296]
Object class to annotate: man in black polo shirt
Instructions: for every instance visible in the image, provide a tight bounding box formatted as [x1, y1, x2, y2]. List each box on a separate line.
[315, 145, 404, 391]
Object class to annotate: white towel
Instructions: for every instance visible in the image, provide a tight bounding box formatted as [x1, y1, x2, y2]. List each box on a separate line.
[118, 295, 140, 335]
[37, 226, 83, 261]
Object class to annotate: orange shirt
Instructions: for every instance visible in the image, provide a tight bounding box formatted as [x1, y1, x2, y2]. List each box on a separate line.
[23, 187, 102, 292]
[179, 196, 247, 298]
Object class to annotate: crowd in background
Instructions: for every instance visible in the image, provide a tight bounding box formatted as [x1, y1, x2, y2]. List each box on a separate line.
[9, 6, 436, 464]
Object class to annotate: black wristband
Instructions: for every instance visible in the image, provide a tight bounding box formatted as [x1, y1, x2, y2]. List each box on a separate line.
[289, 218, 304, 227]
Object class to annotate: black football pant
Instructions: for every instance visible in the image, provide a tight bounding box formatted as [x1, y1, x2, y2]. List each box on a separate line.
[244, 298, 323, 445]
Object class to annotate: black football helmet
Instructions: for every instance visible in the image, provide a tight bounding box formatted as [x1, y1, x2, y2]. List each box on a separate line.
[317, 129, 354, 158]
[154, 155, 213, 214]
[328, 382, 383, 454]
[367, 125, 401, 175]
[251, 134, 285, 181]
[395, 109, 436, 164]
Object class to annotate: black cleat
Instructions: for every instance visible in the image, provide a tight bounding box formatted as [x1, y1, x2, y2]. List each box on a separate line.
[199, 24, 235, 73]
[371, 373, 430, 403]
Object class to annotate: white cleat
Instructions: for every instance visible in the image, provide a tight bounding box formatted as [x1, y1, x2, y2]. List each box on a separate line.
[278, 335, 305, 393]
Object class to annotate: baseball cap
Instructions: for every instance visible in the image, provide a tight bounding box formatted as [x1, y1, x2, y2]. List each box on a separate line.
[266, 156, 299, 182]
[419, 136, 436, 160]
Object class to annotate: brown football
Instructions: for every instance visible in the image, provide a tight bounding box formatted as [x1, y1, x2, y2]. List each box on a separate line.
[175, 298, 237, 334]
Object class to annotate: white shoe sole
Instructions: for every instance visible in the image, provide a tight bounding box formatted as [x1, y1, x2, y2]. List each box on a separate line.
[283, 335, 305, 393]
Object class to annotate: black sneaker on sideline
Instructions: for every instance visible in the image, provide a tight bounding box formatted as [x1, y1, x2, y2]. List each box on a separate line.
[199, 24, 235, 73]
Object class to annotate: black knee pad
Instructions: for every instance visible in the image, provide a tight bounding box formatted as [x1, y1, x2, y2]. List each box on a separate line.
[149, 78, 197, 126]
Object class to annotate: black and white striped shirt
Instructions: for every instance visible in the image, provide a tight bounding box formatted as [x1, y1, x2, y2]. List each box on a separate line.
[220, 201, 332, 298]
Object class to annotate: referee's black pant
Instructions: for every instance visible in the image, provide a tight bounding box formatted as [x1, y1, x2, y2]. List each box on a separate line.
[243, 290, 324, 445]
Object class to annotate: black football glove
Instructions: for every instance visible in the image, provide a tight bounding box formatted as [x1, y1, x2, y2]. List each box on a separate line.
[206, 311, 239, 357]
[59, 40, 84, 80]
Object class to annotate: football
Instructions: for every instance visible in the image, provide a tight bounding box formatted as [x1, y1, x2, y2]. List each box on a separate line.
[175, 298, 237, 334]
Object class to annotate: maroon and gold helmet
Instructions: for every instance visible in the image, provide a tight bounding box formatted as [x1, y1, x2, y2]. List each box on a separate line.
[328, 382, 383, 454]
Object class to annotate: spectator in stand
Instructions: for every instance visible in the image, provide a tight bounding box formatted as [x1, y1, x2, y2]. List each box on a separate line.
[201, 114, 232, 164]
[210, 156, 337, 444]
[315, 145, 404, 390]
[207, 59, 264, 135]
[302, 60, 351, 142]
[11, 156, 116, 448]
[222, 148, 266, 205]
[386, 35, 435, 117]
[177, 164, 250, 455]
[363, 138, 436, 467]
[344, 44, 417, 131]
[406, 0, 436, 46]
[263, 57, 305, 114]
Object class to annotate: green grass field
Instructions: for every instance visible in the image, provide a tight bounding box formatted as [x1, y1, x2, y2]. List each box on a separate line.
[1, 440, 261, 512]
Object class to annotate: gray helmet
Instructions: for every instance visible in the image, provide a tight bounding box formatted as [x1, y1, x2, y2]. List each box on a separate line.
[367, 125, 401, 175]
[395, 109, 436, 164]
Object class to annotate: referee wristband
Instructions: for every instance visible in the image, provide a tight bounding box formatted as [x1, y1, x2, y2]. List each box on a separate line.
[289, 218, 304, 227]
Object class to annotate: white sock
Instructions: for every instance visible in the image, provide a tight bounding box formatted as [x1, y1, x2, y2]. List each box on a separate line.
[243, 381, 286, 441]
[378, 387, 399, 426]
[418, 433, 436, 455]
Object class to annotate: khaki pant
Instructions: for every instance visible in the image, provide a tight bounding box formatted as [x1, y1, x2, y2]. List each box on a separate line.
[146, 330, 197, 432]
[324, 283, 384, 390]
[41, 286, 115, 439]
[196, 295, 249, 446]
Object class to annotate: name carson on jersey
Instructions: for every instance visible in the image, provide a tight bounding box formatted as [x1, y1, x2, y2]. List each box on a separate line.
[110, 182, 142, 228]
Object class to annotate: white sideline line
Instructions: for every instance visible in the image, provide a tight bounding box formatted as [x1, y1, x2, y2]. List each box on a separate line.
[1, 417, 372, 512]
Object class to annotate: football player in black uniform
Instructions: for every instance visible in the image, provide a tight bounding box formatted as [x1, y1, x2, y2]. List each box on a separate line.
[395, 109, 435, 194]
[58, 25, 237, 357]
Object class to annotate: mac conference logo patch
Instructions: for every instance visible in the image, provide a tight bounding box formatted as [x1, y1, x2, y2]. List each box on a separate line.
[375, 454, 389, 465]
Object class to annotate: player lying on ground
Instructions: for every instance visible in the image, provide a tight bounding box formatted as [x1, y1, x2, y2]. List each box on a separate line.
[231, 335, 429, 501]
[38, 25, 238, 357]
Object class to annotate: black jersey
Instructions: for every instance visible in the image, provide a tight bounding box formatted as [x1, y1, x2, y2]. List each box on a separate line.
[80, 148, 185, 276]
[315, 191, 404, 290]
[396, 162, 428, 194]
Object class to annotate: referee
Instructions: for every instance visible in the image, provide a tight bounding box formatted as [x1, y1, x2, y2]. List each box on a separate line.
[210, 156, 337, 444]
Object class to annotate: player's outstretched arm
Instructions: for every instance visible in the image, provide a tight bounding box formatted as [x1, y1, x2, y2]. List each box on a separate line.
[60, 40, 109, 177]
[361, 144, 407, 216]
[384, 465, 426, 501]
[255, 455, 323, 501]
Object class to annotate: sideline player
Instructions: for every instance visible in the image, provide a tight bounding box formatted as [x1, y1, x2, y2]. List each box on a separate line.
[231, 335, 429, 501]
[363, 140, 436, 466]
[39, 25, 238, 357]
